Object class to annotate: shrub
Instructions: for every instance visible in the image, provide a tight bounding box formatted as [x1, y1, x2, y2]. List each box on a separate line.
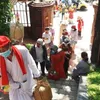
[87, 68, 100, 100]
[0, 0, 12, 36]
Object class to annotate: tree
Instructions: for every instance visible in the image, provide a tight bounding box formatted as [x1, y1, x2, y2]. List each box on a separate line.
[91, 0, 100, 66]
[0, 0, 12, 36]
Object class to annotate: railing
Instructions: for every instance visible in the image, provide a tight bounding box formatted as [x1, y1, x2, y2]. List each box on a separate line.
[11, 1, 31, 27]
[11, 1, 32, 38]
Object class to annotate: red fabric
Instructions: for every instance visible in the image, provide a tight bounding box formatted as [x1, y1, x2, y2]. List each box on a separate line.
[62, 32, 68, 35]
[68, 11, 74, 19]
[0, 36, 11, 48]
[71, 25, 76, 29]
[81, 19, 84, 26]
[54, 5, 59, 10]
[0, 77, 1, 86]
[0, 46, 27, 85]
[51, 51, 66, 79]
[77, 19, 84, 31]
[12, 46, 27, 75]
[0, 56, 9, 85]
[65, 32, 68, 35]
[48, 72, 60, 81]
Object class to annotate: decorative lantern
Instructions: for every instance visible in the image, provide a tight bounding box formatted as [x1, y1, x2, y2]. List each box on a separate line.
[10, 13, 24, 43]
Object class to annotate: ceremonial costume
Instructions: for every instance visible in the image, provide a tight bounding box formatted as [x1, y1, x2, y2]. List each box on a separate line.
[0, 36, 40, 100]
[68, 8, 74, 24]
[70, 25, 78, 41]
[77, 17, 84, 37]
[50, 46, 66, 79]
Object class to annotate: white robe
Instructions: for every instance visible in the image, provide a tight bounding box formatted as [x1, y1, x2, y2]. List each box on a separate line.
[5, 45, 40, 100]
[70, 30, 78, 41]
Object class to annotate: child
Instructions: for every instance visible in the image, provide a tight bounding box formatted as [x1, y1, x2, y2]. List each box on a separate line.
[59, 4, 66, 21]
[63, 9, 69, 24]
[60, 29, 69, 44]
[67, 42, 76, 74]
[60, 22, 67, 37]
[68, 7, 75, 24]
[77, 16, 84, 37]
[70, 25, 78, 40]
[59, 42, 71, 76]
[42, 27, 52, 47]
[70, 25, 78, 49]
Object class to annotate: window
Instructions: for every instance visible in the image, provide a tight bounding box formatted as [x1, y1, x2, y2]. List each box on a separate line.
[11, 1, 31, 27]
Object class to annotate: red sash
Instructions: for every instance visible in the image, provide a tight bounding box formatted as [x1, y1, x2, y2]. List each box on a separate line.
[0, 46, 27, 85]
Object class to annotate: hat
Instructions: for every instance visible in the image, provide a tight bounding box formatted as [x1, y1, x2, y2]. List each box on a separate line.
[0, 36, 11, 48]
[37, 38, 43, 45]
[71, 25, 76, 29]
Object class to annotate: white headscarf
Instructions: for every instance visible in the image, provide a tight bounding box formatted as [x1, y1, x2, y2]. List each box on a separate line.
[37, 38, 43, 45]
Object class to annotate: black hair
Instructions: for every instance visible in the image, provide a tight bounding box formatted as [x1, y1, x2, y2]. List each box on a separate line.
[81, 52, 87, 58]
[67, 43, 71, 47]
[81, 52, 88, 62]
[45, 27, 49, 30]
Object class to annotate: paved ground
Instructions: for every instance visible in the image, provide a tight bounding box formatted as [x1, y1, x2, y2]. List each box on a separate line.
[0, 76, 78, 100]
[0, 3, 93, 100]
[49, 77, 78, 100]
[0, 92, 9, 100]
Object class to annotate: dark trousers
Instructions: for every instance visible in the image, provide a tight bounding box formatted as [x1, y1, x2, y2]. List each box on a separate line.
[62, 13, 64, 20]
[64, 54, 71, 75]
[35, 61, 45, 75]
[78, 30, 81, 37]
[64, 58, 69, 75]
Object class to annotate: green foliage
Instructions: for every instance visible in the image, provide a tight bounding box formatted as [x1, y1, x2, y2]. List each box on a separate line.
[0, 0, 13, 36]
[87, 68, 100, 100]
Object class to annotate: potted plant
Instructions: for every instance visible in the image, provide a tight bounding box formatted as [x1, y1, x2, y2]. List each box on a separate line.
[0, 0, 12, 36]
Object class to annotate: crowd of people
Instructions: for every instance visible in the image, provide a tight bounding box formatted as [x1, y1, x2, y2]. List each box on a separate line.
[54, 0, 84, 37]
[0, 24, 90, 99]
[0, 1, 90, 100]
[28, 19, 89, 82]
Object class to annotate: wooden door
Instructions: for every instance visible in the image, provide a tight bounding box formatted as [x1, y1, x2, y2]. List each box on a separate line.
[29, 7, 42, 40]
[43, 6, 53, 32]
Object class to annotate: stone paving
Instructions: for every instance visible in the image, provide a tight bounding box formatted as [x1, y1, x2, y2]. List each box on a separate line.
[0, 92, 9, 100]
[49, 77, 78, 100]
[77, 76, 88, 100]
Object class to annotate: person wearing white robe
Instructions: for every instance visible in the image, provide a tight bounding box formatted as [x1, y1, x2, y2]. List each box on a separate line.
[7, 45, 40, 100]
[70, 25, 78, 41]
[0, 36, 40, 100]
